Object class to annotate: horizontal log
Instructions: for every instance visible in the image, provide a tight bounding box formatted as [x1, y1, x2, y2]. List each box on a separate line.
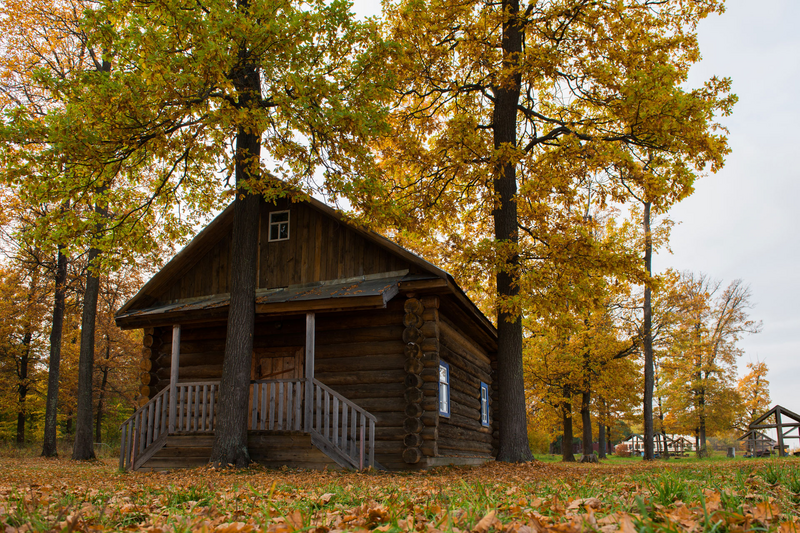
[404, 417, 423, 434]
[450, 386, 482, 411]
[316, 369, 405, 386]
[403, 447, 422, 464]
[349, 397, 406, 413]
[405, 374, 423, 389]
[451, 400, 482, 421]
[373, 412, 408, 427]
[403, 326, 423, 344]
[143, 334, 156, 348]
[420, 321, 439, 339]
[404, 313, 424, 328]
[439, 319, 491, 366]
[314, 354, 404, 373]
[405, 403, 423, 418]
[404, 298, 424, 314]
[156, 364, 222, 380]
[404, 387, 423, 404]
[422, 308, 438, 322]
[438, 437, 493, 454]
[442, 345, 491, 385]
[315, 341, 405, 358]
[140, 358, 153, 371]
[441, 412, 490, 433]
[420, 367, 439, 383]
[157, 352, 225, 368]
[404, 343, 422, 359]
[420, 295, 439, 309]
[420, 440, 437, 457]
[404, 433, 422, 447]
[328, 383, 405, 399]
[421, 338, 439, 352]
[404, 359, 424, 374]
[374, 425, 436, 441]
[140, 372, 158, 385]
[438, 424, 493, 443]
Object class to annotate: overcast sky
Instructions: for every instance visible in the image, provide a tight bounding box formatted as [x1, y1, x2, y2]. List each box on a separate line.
[349, 0, 799, 410]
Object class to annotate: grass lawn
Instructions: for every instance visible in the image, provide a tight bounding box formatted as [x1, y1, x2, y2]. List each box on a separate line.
[0, 452, 798, 532]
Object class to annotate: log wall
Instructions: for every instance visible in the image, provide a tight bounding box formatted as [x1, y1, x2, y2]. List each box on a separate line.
[148, 302, 409, 469]
[437, 313, 496, 459]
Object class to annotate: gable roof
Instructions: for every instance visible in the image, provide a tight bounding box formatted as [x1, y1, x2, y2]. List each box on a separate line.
[117, 196, 497, 343]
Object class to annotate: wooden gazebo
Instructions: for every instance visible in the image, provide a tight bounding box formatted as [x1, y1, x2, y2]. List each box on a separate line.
[744, 405, 800, 457]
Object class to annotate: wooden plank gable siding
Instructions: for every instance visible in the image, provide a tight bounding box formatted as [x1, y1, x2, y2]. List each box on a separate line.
[161, 232, 232, 303]
[258, 200, 411, 290]
[153, 199, 412, 305]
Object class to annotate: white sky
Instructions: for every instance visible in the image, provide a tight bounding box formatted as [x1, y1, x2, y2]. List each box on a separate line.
[349, 0, 799, 410]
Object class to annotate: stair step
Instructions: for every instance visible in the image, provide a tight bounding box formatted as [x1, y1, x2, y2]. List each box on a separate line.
[137, 431, 339, 471]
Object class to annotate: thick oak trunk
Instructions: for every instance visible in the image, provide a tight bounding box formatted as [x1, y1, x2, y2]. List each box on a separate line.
[209, 23, 262, 466]
[43, 245, 68, 457]
[493, 0, 533, 463]
[73, 247, 101, 460]
[642, 201, 654, 460]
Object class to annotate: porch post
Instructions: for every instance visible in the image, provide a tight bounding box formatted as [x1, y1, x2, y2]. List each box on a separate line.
[168, 324, 181, 433]
[776, 407, 785, 457]
[304, 312, 315, 432]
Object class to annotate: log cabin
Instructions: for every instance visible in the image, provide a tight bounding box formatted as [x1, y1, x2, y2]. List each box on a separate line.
[115, 195, 499, 471]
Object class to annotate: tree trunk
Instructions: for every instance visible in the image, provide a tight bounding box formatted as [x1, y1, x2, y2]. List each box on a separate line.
[95, 338, 110, 444]
[16, 328, 32, 446]
[73, 60, 110, 462]
[43, 244, 68, 457]
[492, 0, 533, 464]
[72, 246, 101, 460]
[697, 386, 708, 457]
[209, 19, 262, 466]
[580, 390, 596, 462]
[642, 200, 654, 460]
[598, 418, 607, 459]
[561, 393, 575, 462]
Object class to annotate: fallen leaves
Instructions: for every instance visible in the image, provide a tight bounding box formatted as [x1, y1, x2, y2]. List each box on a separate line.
[0, 456, 799, 532]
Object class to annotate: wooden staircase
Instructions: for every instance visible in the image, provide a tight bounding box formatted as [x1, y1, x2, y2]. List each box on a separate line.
[119, 379, 379, 471]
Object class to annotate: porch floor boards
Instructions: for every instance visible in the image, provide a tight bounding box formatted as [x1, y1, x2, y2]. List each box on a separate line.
[137, 431, 340, 472]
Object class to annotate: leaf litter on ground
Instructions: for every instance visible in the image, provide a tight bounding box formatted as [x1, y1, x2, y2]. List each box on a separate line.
[0, 456, 799, 532]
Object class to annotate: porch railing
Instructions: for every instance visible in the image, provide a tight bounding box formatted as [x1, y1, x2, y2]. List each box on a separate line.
[309, 378, 376, 470]
[119, 378, 376, 471]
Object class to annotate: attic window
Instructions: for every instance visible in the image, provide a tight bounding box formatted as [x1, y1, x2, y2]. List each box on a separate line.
[269, 211, 290, 241]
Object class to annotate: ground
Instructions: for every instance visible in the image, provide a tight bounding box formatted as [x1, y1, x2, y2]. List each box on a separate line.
[1, 452, 799, 532]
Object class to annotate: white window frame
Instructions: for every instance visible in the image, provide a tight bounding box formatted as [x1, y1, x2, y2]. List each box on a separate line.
[480, 381, 490, 427]
[268, 210, 290, 242]
[439, 361, 450, 417]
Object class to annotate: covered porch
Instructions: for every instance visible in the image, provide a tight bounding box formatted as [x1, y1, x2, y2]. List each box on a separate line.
[119, 312, 377, 471]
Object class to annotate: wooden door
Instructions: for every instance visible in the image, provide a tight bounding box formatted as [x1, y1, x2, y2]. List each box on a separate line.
[249, 347, 304, 430]
[252, 347, 304, 380]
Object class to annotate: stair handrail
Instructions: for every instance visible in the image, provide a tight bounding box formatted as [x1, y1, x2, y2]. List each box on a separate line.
[309, 378, 376, 470]
[119, 386, 170, 470]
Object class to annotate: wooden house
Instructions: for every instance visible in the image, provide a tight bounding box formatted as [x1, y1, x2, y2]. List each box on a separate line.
[115, 196, 499, 471]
